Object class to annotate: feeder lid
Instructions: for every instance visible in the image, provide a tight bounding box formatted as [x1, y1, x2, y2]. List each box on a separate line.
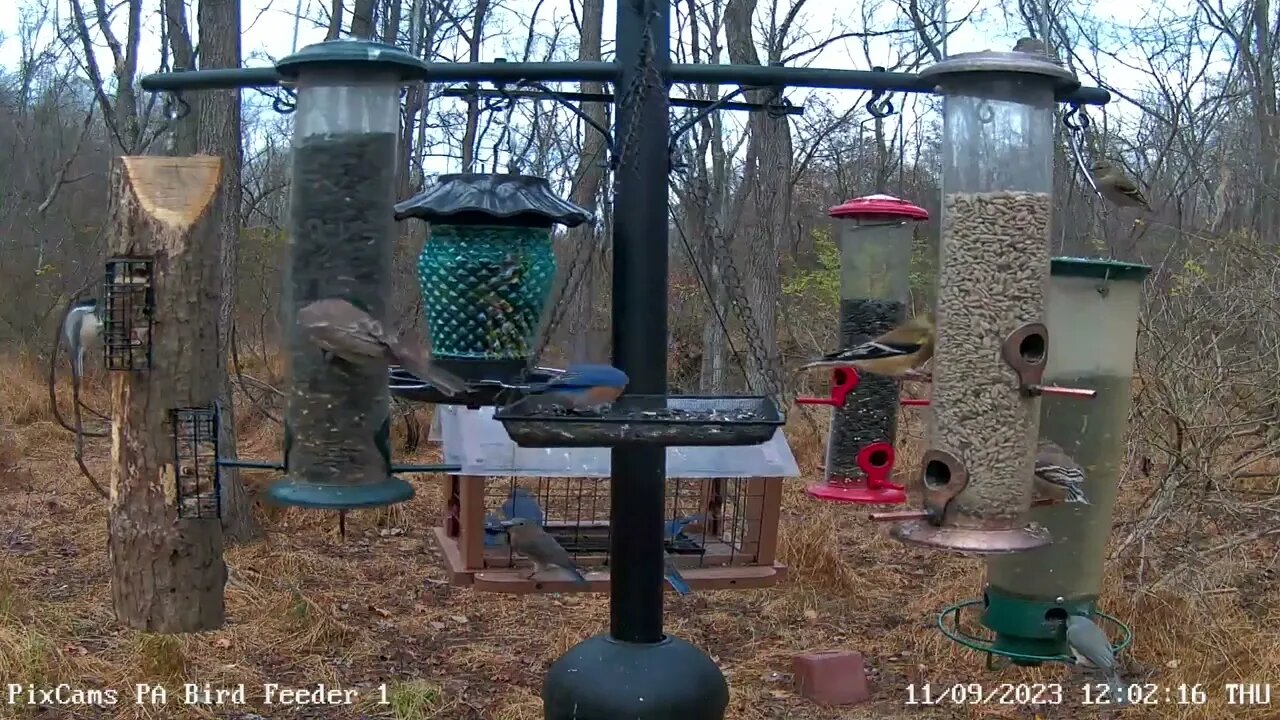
[394, 174, 592, 228]
[829, 194, 929, 221]
[276, 40, 429, 82]
[1050, 256, 1151, 281]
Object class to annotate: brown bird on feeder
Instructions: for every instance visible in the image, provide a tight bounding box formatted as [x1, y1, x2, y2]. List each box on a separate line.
[799, 314, 935, 381]
[1033, 438, 1090, 505]
[297, 297, 467, 396]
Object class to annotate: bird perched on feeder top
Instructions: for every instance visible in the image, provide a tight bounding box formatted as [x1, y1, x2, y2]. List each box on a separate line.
[1065, 614, 1128, 704]
[502, 517, 589, 587]
[1012, 37, 1047, 54]
[62, 298, 101, 381]
[800, 314, 936, 381]
[1033, 439, 1090, 505]
[527, 363, 629, 413]
[297, 297, 468, 396]
[1089, 159, 1152, 212]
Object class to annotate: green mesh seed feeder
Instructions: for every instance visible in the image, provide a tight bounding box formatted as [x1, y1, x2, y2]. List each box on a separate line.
[938, 257, 1148, 668]
[393, 174, 591, 393]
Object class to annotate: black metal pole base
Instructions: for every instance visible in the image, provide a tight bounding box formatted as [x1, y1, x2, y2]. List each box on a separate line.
[543, 634, 728, 720]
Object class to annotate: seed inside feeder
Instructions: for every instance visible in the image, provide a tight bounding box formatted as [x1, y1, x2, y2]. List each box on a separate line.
[285, 132, 398, 484]
[931, 190, 1052, 522]
[827, 298, 906, 479]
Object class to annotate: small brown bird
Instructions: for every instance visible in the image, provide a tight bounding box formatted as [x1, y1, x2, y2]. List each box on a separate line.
[502, 517, 589, 586]
[297, 297, 467, 396]
[1033, 438, 1089, 504]
[800, 314, 936, 381]
[1089, 159, 1152, 212]
[1012, 37, 1046, 54]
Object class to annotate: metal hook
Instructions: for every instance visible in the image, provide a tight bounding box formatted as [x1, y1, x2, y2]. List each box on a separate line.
[271, 87, 297, 115]
[865, 66, 896, 118]
[1063, 103, 1091, 132]
[483, 58, 515, 113]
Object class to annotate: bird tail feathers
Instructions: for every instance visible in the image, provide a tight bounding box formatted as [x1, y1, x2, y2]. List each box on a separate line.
[665, 565, 692, 596]
[388, 341, 468, 396]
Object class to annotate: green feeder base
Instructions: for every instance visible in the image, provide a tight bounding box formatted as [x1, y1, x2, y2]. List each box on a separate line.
[265, 476, 415, 510]
[937, 591, 1132, 670]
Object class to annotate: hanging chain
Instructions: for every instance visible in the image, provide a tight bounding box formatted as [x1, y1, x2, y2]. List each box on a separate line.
[699, 183, 788, 409]
[526, 11, 661, 372]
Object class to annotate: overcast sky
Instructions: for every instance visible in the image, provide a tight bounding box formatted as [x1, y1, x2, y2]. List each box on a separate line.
[0, 0, 1205, 177]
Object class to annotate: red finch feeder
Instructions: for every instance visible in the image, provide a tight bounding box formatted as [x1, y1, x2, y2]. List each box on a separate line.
[808, 193, 928, 506]
[807, 441, 905, 504]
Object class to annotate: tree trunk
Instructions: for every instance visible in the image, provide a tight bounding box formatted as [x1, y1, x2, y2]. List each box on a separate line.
[198, 0, 262, 544]
[107, 156, 227, 632]
[350, 0, 377, 38]
[723, 0, 792, 392]
[567, 0, 607, 361]
[161, 0, 198, 154]
[459, 0, 491, 171]
[326, 0, 345, 39]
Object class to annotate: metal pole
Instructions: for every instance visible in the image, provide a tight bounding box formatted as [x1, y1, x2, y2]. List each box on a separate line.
[609, 0, 670, 646]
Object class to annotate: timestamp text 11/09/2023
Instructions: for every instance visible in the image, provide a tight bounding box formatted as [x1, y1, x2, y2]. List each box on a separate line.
[902, 682, 1274, 706]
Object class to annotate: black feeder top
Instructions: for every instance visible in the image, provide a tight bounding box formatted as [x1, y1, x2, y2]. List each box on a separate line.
[393, 174, 593, 229]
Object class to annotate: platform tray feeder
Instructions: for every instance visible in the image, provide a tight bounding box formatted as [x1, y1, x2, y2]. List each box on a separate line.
[430, 404, 798, 592]
[494, 394, 785, 448]
[392, 173, 591, 405]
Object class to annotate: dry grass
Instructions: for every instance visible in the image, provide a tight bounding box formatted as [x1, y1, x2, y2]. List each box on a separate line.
[1, 351, 1277, 719]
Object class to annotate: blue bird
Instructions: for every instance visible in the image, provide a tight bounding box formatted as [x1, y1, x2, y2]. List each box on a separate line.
[664, 552, 692, 596]
[663, 513, 707, 539]
[528, 363, 629, 412]
[501, 487, 545, 526]
[485, 488, 545, 547]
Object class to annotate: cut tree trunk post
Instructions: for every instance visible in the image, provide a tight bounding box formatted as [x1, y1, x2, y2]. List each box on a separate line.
[108, 155, 227, 633]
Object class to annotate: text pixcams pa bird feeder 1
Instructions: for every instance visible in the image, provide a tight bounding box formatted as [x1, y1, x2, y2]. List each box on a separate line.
[940, 257, 1147, 666]
[393, 174, 591, 402]
[267, 40, 430, 511]
[804, 194, 928, 505]
[893, 51, 1079, 554]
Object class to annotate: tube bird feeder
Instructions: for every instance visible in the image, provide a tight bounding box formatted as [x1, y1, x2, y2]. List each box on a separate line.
[807, 194, 928, 505]
[970, 257, 1148, 663]
[892, 51, 1079, 554]
[393, 174, 592, 399]
[267, 40, 429, 511]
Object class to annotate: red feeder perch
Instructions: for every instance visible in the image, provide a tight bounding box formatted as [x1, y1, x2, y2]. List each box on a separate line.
[806, 441, 907, 505]
[796, 367, 860, 408]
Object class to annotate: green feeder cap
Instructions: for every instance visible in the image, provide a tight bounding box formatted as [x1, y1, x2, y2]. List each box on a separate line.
[275, 39, 429, 82]
[1050, 256, 1151, 281]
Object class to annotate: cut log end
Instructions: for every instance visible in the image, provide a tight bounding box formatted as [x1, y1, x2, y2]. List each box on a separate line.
[121, 156, 222, 230]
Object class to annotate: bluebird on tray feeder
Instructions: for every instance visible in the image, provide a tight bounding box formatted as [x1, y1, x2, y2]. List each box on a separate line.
[391, 173, 592, 406]
[797, 194, 930, 505]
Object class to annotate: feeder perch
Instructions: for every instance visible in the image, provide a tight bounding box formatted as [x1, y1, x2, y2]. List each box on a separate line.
[102, 257, 155, 371]
[431, 405, 797, 592]
[171, 406, 221, 520]
[267, 39, 427, 512]
[974, 257, 1151, 666]
[795, 367, 859, 408]
[938, 597, 1131, 669]
[393, 174, 591, 395]
[891, 449, 1053, 555]
[807, 442, 905, 505]
[820, 193, 928, 502]
[494, 394, 785, 448]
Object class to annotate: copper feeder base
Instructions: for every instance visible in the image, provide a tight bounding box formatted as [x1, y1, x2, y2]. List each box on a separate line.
[890, 520, 1052, 555]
